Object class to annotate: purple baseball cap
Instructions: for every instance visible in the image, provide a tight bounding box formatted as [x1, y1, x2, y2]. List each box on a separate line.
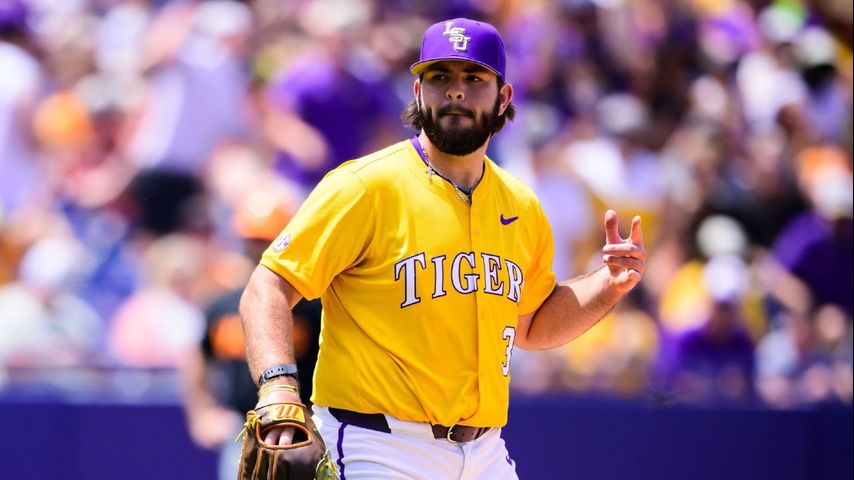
[410, 18, 506, 79]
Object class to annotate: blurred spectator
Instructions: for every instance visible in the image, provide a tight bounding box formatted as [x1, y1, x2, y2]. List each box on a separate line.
[556, 292, 660, 398]
[533, 150, 594, 280]
[43, 83, 143, 321]
[659, 255, 757, 406]
[124, 0, 252, 175]
[108, 233, 206, 367]
[756, 304, 852, 408]
[562, 93, 671, 251]
[0, 235, 101, 373]
[792, 26, 850, 143]
[260, 1, 400, 198]
[0, 0, 46, 220]
[766, 144, 853, 315]
[659, 214, 767, 340]
[180, 188, 321, 480]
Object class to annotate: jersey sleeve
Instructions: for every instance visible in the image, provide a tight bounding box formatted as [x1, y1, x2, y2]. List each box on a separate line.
[518, 201, 557, 315]
[260, 167, 374, 300]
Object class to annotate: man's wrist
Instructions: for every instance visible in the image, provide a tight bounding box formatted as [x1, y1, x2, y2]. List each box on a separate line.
[259, 383, 299, 397]
[255, 376, 301, 405]
[257, 363, 299, 386]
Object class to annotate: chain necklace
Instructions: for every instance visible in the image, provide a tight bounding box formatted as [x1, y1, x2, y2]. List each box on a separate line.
[413, 136, 472, 206]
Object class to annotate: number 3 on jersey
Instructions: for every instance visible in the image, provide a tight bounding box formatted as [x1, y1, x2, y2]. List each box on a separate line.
[501, 326, 516, 376]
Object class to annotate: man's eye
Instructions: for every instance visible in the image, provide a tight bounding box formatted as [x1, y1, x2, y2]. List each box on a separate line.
[468, 76, 483, 82]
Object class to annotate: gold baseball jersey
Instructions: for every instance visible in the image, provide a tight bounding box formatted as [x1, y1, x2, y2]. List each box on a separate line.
[260, 139, 556, 427]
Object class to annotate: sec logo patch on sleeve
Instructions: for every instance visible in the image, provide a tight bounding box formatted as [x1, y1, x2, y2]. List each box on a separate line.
[271, 232, 292, 252]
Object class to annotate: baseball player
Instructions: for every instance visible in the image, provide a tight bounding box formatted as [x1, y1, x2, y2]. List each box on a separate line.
[239, 17, 646, 479]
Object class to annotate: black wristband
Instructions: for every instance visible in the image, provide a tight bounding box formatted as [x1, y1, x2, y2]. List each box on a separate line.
[258, 363, 299, 385]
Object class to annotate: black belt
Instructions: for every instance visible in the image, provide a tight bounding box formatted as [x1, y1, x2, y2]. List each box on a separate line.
[328, 407, 491, 443]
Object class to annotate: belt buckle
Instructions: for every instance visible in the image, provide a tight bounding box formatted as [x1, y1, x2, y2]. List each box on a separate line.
[446, 424, 459, 443]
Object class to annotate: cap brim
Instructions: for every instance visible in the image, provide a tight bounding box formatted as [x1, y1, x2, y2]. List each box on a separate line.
[410, 57, 502, 78]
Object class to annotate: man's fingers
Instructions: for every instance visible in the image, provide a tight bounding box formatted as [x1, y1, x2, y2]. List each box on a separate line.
[263, 426, 295, 446]
[263, 429, 281, 446]
[604, 209, 622, 245]
[623, 269, 642, 283]
[603, 255, 645, 272]
[630, 215, 643, 247]
[602, 244, 647, 259]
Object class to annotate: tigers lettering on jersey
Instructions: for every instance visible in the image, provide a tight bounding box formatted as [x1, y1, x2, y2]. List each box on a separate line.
[394, 251, 522, 308]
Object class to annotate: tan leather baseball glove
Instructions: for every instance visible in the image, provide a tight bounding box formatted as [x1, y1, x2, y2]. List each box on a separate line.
[237, 402, 337, 480]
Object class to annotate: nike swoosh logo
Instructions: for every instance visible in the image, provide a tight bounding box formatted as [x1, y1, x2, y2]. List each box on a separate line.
[500, 214, 519, 225]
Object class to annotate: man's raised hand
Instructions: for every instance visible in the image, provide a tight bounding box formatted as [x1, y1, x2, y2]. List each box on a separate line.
[601, 209, 646, 294]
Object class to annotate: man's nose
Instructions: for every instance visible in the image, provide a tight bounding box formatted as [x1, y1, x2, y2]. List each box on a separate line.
[446, 82, 465, 101]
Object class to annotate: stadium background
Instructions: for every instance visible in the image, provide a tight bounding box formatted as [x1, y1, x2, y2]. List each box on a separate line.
[0, 0, 851, 478]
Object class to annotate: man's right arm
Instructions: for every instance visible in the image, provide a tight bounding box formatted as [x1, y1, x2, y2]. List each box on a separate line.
[240, 264, 306, 445]
[240, 264, 304, 387]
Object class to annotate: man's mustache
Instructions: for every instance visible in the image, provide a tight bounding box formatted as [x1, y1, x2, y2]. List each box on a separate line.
[436, 105, 475, 117]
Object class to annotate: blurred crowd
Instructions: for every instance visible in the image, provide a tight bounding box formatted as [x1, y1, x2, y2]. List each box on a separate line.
[0, 0, 851, 413]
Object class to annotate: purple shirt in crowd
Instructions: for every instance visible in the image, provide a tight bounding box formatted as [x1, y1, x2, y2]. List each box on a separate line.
[772, 211, 853, 314]
[268, 56, 386, 188]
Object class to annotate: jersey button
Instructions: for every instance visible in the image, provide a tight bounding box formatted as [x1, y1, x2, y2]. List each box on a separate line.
[473, 228, 481, 236]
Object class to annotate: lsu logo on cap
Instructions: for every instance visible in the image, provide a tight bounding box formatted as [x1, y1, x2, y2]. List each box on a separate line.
[443, 21, 470, 51]
[271, 404, 305, 422]
[270, 231, 291, 252]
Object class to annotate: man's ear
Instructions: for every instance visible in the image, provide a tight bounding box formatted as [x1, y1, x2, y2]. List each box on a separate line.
[414, 80, 425, 111]
[498, 82, 513, 116]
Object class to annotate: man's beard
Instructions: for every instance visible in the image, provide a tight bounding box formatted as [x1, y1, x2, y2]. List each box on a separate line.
[420, 98, 501, 156]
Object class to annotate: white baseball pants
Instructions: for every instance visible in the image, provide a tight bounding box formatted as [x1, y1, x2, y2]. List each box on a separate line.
[312, 406, 519, 479]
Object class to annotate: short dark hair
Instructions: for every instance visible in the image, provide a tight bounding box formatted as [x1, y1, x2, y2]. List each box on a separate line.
[401, 77, 516, 133]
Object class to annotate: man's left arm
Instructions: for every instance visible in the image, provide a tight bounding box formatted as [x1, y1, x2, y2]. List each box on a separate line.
[515, 210, 646, 351]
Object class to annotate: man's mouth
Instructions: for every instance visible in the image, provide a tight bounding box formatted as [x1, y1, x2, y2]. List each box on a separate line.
[441, 113, 473, 122]
[439, 107, 474, 117]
